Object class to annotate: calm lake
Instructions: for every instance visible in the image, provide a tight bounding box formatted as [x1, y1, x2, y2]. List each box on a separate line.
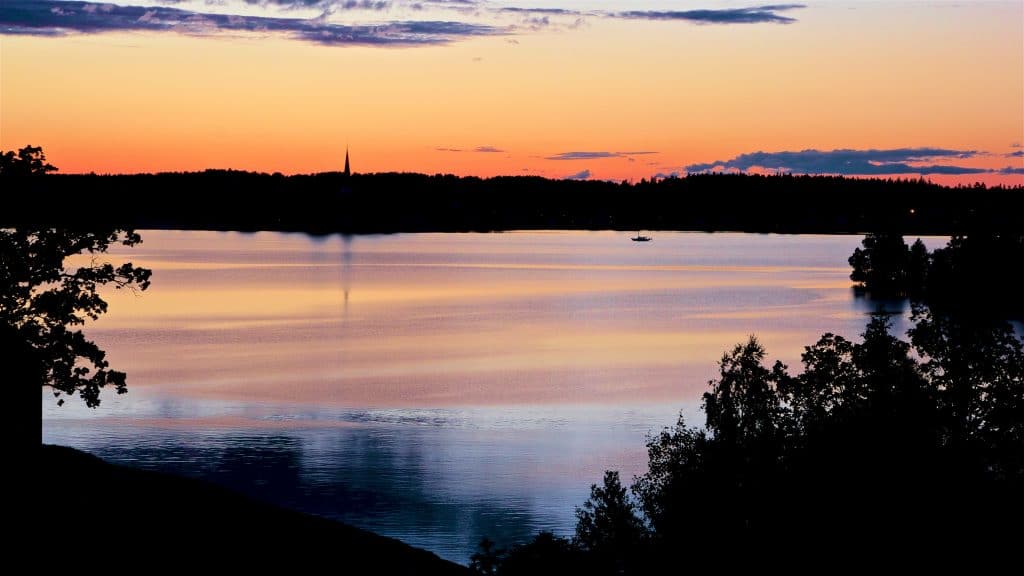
[41, 230, 942, 563]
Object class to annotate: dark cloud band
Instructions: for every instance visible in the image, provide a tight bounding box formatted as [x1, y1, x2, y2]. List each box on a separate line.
[685, 148, 997, 176]
[1, 1, 813, 48]
[0, 0, 502, 45]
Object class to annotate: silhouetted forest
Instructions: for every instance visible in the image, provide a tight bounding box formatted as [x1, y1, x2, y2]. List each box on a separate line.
[4, 169, 1022, 234]
[472, 311, 1024, 572]
[849, 232, 1024, 318]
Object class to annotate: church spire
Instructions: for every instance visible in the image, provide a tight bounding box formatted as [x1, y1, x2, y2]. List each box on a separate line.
[344, 147, 351, 178]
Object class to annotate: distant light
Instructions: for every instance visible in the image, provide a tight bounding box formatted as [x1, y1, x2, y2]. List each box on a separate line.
[909, 208, 916, 215]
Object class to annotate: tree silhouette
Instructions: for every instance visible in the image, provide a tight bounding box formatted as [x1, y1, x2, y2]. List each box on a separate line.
[0, 145, 57, 176]
[2, 147, 152, 408]
[908, 305, 1024, 478]
[907, 238, 930, 295]
[848, 232, 911, 295]
[779, 332, 858, 434]
[702, 336, 789, 448]
[574, 471, 647, 573]
[629, 414, 705, 547]
[469, 538, 504, 575]
[2, 228, 151, 407]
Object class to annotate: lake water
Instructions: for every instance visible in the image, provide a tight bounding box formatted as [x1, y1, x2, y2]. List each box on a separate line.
[41, 230, 942, 564]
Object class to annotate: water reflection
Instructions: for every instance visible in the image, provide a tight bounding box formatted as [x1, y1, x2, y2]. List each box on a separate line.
[341, 234, 353, 316]
[850, 288, 914, 334]
[77, 231, 949, 407]
[42, 230, 951, 564]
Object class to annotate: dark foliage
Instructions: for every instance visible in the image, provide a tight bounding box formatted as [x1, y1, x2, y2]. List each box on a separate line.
[470, 533, 590, 576]
[849, 232, 1024, 317]
[493, 533, 589, 576]
[1, 228, 151, 407]
[926, 233, 1024, 317]
[480, 313, 1024, 571]
[0, 144, 57, 176]
[908, 306, 1024, 479]
[848, 232, 915, 295]
[469, 538, 505, 575]
[574, 471, 648, 574]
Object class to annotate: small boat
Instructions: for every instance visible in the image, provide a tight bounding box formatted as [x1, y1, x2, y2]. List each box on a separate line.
[631, 231, 652, 242]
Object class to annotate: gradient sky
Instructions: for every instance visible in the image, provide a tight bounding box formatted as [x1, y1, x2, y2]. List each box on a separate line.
[2, 1, 1022, 184]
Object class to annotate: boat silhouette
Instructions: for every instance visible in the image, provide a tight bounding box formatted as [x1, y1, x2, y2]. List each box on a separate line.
[631, 231, 652, 242]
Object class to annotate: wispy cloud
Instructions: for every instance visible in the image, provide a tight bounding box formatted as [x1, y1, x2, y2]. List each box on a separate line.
[545, 150, 658, 161]
[565, 169, 591, 180]
[498, 7, 577, 16]
[618, 4, 806, 25]
[436, 145, 505, 153]
[0, 0, 503, 45]
[1006, 150, 1024, 158]
[514, 15, 552, 30]
[547, 151, 619, 160]
[237, 0, 391, 9]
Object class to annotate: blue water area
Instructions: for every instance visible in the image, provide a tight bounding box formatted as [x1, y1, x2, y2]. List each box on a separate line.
[42, 230, 947, 563]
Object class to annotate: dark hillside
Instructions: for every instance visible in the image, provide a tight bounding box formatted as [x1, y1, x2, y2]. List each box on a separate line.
[37, 444, 469, 574]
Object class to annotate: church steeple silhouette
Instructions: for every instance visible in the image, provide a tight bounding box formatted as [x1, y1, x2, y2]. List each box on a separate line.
[340, 147, 353, 196]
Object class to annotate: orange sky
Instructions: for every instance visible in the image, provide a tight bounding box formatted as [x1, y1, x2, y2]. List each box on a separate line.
[2, 1, 1022, 184]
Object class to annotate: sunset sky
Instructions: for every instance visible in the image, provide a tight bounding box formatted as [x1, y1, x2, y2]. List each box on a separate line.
[2, 1, 1022, 184]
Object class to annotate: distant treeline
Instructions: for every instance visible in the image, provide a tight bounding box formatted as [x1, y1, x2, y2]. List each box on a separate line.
[4, 170, 1023, 234]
